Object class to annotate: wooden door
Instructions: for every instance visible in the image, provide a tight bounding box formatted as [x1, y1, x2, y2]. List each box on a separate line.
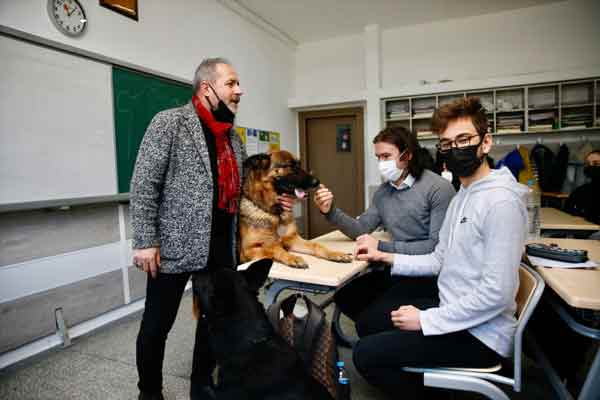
[299, 108, 364, 238]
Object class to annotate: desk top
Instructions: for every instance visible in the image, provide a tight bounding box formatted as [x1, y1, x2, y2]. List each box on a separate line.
[540, 207, 600, 231]
[528, 238, 600, 310]
[268, 230, 388, 287]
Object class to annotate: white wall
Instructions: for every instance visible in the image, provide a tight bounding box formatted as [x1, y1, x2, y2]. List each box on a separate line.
[0, 0, 297, 151]
[292, 33, 366, 105]
[382, 0, 600, 90]
[291, 0, 600, 192]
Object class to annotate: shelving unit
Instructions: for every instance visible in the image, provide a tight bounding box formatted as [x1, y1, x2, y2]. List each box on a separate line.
[382, 78, 600, 149]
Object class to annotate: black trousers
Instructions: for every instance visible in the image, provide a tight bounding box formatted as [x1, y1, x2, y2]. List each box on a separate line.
[136, 271, 215, 394]
[339, 271, 501, 398]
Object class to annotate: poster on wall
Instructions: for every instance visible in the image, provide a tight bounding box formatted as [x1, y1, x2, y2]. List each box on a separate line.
[235, 127, 246, 144]
[258, 130, 271, 153]
[237, 127, 281, 156]
[269, 131, 281, 151]
[245, 128, 258, 155]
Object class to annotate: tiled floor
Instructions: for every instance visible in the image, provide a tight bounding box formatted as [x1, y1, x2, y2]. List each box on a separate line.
[0, 289, 557, 399]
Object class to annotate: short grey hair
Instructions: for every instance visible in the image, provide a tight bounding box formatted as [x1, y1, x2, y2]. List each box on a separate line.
[193, 57, 232, 92]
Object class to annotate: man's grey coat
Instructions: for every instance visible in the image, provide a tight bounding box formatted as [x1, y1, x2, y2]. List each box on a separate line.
[130, 102, 246, 273]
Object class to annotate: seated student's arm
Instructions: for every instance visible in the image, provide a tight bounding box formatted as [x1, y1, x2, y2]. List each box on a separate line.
[357, 208, 451, 276]
[418, 200, 525, 335]
[378, 183, 455, 255]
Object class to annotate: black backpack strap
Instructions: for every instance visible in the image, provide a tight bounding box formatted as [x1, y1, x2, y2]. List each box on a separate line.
[297, 294, 325, 365]
[266, 293, 299, 331]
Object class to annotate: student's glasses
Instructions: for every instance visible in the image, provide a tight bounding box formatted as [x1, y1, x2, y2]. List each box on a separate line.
[436, 134, 480, 154]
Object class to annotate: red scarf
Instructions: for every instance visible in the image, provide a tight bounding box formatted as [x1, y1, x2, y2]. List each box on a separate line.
[192, 95, 240, 213]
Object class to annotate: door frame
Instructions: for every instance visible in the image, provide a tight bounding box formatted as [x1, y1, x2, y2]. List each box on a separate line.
[298, 107, 365, 238]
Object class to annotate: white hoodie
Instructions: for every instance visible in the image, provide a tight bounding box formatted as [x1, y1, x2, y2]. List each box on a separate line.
[391, 167, 528, 357]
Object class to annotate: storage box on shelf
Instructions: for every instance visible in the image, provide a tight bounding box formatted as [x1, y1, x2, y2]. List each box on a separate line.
[381, 77, 600, 148]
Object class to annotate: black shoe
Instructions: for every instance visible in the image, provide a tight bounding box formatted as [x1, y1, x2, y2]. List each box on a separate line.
[190, 384, 216, 400]
[138, 391, 164, 400]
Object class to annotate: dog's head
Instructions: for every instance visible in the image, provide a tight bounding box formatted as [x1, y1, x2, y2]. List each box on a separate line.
[243, 151, 319, 213]
[192, 259, 274, 358]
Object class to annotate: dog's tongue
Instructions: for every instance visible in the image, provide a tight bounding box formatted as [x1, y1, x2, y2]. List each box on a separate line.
[294, 189, 306, 199]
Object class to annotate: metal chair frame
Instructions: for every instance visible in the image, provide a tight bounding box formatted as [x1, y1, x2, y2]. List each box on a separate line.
[404, 263, 545, 400]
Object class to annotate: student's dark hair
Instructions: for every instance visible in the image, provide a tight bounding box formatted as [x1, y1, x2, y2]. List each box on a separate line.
[373, 126, 424, 179]
[432, 97, 489, 138]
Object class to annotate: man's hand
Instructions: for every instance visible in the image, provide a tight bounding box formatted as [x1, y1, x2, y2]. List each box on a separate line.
[391, 305, 422, 331]
[277, 194, 296, 213]
[133, 247, 161, 278]
[353, 234, 392, 263]
[313, 184, 334, 214]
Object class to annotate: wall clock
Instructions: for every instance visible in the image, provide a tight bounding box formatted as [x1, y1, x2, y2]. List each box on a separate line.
[47, 0, 87, 37]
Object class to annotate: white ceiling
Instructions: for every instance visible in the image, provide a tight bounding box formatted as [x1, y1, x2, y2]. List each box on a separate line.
[234, 0, 564, 44]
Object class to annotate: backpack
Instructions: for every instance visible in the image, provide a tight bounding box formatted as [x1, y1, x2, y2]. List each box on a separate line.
[267, 293, 339, 399]
[530, 144, 555, 192]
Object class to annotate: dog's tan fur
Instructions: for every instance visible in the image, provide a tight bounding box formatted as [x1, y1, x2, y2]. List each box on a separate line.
[239, 150, 352, 268]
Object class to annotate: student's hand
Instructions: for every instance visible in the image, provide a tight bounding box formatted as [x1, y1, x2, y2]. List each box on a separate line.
[354, 235, 392, 263]
[277, 194, 296, 212]
[356, 234, 379, 253]
[313, 184, 334, 214]
[391, 305, 422, 331]
[133, 247, 161, 279]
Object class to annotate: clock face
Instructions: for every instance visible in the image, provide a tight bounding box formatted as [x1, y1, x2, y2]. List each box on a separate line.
[47, 0, 87, 37]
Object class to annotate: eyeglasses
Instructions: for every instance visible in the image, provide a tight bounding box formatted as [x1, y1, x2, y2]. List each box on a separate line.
[436, 134, 480, 153]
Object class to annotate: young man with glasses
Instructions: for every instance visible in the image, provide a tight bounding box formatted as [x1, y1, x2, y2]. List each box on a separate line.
[351, 97, 529, 398]
[313, 127, 455, 336]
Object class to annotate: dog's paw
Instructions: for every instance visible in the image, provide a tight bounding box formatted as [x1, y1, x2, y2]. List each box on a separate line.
[284, 254, 309, 269]
[328, 251, 353, 263]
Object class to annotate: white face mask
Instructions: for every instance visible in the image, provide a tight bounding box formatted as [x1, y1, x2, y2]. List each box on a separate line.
[378, 159, 403, 182]
[441, 170, 453, 182]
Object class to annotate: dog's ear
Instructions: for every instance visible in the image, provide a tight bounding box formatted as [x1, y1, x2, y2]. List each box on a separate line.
[240, 258, 273, 293]
[243, 153, 271, 171]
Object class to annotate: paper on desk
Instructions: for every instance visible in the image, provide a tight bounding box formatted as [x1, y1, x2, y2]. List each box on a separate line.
[528, 255, 598, 269]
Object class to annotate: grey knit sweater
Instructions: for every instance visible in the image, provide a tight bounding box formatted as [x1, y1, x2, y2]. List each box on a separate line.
[325, 170, 455, 255]
[130, 102, 246, 273]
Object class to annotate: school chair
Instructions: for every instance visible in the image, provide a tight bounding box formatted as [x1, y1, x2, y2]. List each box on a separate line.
[404, 263, 545, 400]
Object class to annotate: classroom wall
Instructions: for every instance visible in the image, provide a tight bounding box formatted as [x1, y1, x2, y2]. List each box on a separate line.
[381, 0, 600, 91]
[0, 0, 296, 151]
[292, 33, 365, 104]
[0, 0, 296, 357]
[291, 0, 600, 190]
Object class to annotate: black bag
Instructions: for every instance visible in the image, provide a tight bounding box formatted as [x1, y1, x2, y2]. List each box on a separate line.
[267, 293, 341, 399]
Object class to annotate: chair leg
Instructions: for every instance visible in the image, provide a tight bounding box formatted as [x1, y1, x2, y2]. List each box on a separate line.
[424, 372, 510, 400]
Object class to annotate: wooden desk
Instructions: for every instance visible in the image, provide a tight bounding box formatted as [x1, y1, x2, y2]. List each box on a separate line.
[264, 230, 389, 305]
[528, 238, 600, 310]
[540, 207, 600, 232]
[526, 238, 600, 400]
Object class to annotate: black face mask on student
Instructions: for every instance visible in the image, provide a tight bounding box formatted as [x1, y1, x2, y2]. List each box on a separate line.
[584, 165, 600, 182]
[206, 84, 235, 124]
[443, 142, 486, 178]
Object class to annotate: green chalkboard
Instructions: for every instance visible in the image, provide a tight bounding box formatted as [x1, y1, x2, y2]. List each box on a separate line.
[113, 67, 192, 193]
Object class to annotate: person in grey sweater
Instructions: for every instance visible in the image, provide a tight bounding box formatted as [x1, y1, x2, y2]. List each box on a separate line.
[314, 127, 455, 326]
[352, 97, 528, 398]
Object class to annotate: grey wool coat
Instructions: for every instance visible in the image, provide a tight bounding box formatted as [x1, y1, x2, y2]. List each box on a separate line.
[130, 102, 247, 273]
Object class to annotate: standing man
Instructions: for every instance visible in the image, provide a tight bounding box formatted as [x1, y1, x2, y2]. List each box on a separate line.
[131, 58, 293, 400]
[313, 127, 455, 328]
[352, 97, 528, 398]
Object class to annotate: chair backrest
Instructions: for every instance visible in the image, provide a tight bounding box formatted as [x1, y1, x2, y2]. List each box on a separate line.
[512, 263, 545, 392]
[515, 265, 537, 321]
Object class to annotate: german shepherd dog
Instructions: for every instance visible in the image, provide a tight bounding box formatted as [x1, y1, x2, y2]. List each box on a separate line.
[240, 150, 353, 268]
[192, 259, 334, 400]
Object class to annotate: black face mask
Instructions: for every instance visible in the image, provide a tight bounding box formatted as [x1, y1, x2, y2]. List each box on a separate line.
[206, 84, 235, 124]
[584, 165, 600, 181]
[442, 142, 485, 178]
